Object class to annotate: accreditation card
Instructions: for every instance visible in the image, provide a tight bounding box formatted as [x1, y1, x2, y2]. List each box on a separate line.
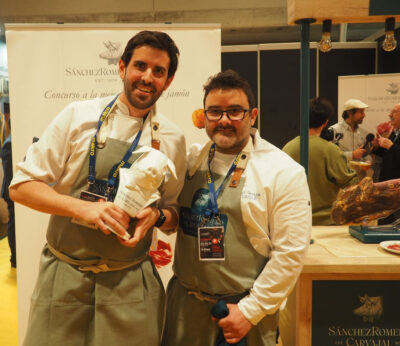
[198, 226, 225, 261]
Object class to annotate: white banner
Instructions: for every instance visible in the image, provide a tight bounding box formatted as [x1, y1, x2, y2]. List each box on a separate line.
[6, 23, 220, 343]
[338, 73, 400, 134]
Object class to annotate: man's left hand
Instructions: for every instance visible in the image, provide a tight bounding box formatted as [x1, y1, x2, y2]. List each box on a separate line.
[119, 206, 159, 248]
[218, 304, 252, 344]
[378, 136, 393, 150]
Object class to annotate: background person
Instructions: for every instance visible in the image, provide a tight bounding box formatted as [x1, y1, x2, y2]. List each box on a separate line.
[9, 31, 186, 346]
[0, 102, 15, 267]
[283, 97, 358, 225]
[330, 98, 371, 162]
[162, 70, 311, 346]
[373, 103, 400, 224]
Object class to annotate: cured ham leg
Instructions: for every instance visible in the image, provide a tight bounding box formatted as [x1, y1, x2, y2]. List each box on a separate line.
[331, 177, 400, 224]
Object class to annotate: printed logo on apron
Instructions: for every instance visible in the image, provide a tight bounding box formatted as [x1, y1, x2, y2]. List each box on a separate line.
[179, 188, 228, 237]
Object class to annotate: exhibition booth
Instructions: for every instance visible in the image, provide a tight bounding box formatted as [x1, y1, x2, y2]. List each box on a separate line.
[288, 226, 400, 345]
[5, 19, 400, 346]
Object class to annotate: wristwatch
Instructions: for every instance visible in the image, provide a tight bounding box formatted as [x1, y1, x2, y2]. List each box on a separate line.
[154, 208, 166, 228]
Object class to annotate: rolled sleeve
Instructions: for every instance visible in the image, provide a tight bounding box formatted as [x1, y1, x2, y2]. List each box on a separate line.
[11, 103, 80, 188]
[239, 163, 312, 324]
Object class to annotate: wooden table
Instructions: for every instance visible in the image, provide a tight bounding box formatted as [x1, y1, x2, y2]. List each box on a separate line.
[283, 226, 400, 346]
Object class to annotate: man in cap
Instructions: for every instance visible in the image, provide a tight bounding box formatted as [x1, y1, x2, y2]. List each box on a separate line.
[330, 98, 370, 161]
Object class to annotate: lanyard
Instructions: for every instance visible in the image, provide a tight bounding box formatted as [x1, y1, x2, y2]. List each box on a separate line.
[205, 144, 242, 218]
[88, 95, 147, 195]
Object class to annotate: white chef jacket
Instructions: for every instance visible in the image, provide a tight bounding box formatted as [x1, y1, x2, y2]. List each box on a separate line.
[187, 128, 312, 324]
[11, 95, 187, 224]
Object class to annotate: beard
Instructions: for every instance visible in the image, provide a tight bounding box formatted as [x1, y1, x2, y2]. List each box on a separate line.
[209, 126, 241, 153]
[123, 78, 163, 110]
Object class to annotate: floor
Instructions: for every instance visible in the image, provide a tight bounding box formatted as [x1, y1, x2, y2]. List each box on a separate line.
[0, 237, 18, 346]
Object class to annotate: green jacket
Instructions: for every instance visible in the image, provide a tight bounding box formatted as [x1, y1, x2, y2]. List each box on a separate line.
[283, 135, 357, 225]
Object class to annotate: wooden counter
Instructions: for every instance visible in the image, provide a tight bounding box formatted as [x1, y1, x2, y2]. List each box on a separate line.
[304, 226, 400, 273]
[284, 226, 400, 346]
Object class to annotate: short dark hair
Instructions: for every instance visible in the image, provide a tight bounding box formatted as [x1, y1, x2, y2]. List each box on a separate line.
[309, 97, 334, 128]
[342, 108, 357, 120]
[203, 69, 256, 109]
[120, 31, 179, 79]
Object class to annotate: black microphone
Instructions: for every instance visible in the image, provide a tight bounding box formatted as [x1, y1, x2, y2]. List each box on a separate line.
[333, 133, 343, 144]
[363, 133, 375, 149]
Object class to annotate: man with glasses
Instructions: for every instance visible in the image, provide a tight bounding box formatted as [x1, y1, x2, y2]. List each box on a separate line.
[162, 70, 311, 346]
[373, 103, 400, 224]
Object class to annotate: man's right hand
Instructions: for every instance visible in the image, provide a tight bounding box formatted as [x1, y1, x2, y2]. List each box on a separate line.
[352, 147, 366, 160]
[79, 200, 130, 237]
[9, 180, 131, 239]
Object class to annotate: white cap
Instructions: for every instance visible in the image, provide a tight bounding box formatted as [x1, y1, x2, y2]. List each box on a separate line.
[343, 99, 369, 111]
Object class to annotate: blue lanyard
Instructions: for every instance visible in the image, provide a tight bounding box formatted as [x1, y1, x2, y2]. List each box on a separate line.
[205, 144, 241, 218]
[88, 95, 147, 195]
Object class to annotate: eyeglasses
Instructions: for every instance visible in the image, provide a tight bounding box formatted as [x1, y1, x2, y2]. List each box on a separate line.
[204, 108, 250, 121]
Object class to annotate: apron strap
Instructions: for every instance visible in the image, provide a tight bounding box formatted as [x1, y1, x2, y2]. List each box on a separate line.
[188, 140, 213, 178]
[47, 243, 148, 273]
[187, 288, 249, 304]
[228, 137, 253, 188]
[229, 153, 249, 188]
[151, 119, 161, 150]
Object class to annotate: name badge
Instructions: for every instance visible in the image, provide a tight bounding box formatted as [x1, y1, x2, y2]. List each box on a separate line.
[198, 226, 225, 261]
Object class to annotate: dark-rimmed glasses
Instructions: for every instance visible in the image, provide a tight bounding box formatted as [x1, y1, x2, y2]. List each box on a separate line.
[204, 108, 250, 121]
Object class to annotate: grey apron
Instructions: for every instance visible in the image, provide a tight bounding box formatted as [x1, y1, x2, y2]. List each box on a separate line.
[23, 137, 164, 346]
[162, 160, 279, 346]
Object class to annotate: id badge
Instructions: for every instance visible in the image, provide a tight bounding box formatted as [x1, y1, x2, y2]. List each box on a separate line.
[71, 190, 108, 230]
[198, 226, 225, 261]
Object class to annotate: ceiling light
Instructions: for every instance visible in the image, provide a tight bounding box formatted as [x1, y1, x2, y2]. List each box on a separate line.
[382, 17, 397, 52]
[318, 20, 333, 53]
